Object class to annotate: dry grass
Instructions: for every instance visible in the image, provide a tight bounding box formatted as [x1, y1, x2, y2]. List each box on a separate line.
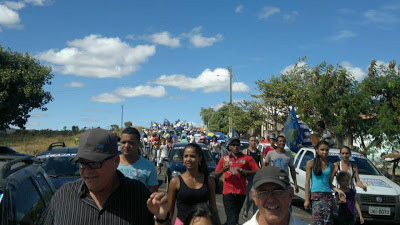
[0, 131, 81, 156]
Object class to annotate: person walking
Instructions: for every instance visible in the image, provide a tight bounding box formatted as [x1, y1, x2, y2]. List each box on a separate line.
[330, 146, 367, 192]
[215, 137, 259, 225]
[335, 171, 364, 225]
[209, 135, 221, 159]
[262, 136, 277, 161]
[118, 127, 159, 192]
[241, 135, 261, 220]
[264, 136, 298, 193]
[38, 128, 170, 225]
[304, 140, 345, 225]
[168, 143, 217, 225]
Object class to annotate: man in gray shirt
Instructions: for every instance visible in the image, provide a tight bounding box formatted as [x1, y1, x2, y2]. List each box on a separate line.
[264, 135, 298, 193]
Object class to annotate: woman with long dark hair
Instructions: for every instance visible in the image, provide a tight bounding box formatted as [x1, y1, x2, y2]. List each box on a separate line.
[304, 140, 345, 224]
[168, 143, 217, 225]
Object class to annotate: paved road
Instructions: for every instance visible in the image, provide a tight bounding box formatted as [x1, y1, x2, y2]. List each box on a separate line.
[157, 169, 313, 224]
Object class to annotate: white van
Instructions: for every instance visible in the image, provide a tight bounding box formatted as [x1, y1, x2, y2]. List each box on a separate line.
[292, 147, 400, 223]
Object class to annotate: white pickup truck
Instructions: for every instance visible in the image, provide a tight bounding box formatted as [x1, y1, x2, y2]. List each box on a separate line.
[292, 147, 400, 223]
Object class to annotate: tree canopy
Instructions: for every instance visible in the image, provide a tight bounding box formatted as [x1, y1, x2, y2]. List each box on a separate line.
[253, 57, 400, 155]
[0, 46, 53, 131]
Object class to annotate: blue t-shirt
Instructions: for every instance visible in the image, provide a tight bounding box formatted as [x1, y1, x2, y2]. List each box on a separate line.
[311, 162, 332, 193]
[118, 156, 158, 187]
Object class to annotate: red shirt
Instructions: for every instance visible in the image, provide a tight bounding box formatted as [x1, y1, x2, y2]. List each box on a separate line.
[216, 153, 259, 195]
[264, 145, 276, 157]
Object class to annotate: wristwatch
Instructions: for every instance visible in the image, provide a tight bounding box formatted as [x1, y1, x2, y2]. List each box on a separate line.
[154, 213, 169, 223]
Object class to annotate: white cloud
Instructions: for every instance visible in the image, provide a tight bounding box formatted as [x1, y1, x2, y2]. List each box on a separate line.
[259, 7, 280, 19]
[0, 5, 20, 26]
[5, 1, 26, 10]
[329, 30, 356, 41]
[90, 93, 125, 103]
[82, 118, 99, 123]
[340, 61, 366, 81]
[24, 0, 48, 6]
[125, 34, 135, 40]
[283, 11, 298, 20]
[91, 85, 167, 103]
[64, 82, 84, 88]
[145, 31, 180, 48]
[114, 85, 167, 97]
[235, 5, 243, 13]
[280, 61, 308, 74]
[36, 34, 156, 78]
[27, 121, 40, 126]
[31, 113, 48, 118]
[152, 68, 250, 93]
[210, 99, 243, 110]
[184, 26, 223, 48]
[364, 9, 398, 23]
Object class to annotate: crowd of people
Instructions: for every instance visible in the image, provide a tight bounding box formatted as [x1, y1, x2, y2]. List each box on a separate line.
[37, 124, 366, 225]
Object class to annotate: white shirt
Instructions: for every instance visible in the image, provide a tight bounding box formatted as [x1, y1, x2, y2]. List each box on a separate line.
[244, 210, 309, 225]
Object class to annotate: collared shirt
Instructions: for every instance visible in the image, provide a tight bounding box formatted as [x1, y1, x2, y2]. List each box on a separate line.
[38, 171, 154, 225]
[216, 153, 259, 195]
[244, 210, 309, 225]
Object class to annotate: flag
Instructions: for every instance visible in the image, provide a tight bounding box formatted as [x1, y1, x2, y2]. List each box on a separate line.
[151, 121, 158, 129]
[163, 118, 170, 126]
[232, 129, 240, 138]
[284, 107, 303, 153]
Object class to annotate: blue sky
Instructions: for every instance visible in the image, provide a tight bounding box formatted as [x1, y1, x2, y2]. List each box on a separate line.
[1, 0, 399, 130]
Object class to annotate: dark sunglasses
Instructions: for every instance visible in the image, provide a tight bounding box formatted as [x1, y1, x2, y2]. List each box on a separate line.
[230, 143, 240, 147]
[76, 155, 115, 169]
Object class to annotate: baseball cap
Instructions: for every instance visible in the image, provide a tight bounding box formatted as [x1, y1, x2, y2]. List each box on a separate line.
[227, 137, 240, 146]
[73, 128, 118, 162]
[252, 166, 290, 190]
[269, 136, 276, 140]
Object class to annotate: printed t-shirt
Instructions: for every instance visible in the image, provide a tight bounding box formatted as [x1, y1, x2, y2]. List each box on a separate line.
[216, 153, 259, 195]
[118, 156, 158, 187]
[264, 150, 294, 174]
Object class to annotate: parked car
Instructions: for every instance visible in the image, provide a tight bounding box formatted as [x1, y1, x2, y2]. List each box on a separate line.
[0, 154, 56, 224]
[240, 139, 249, 151]
[37, 142, 80, 190]
[163, 143, 218, 191]
[0, 145, 33, 156]
[292, 147, 400, 223]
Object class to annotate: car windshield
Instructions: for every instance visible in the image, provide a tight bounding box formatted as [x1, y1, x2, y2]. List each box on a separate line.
[40, 155, 80, 177]
[328, 155, 381, 175]
[170, 148, 213, 162]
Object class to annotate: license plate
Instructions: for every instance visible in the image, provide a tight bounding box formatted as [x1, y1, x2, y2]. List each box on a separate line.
[369, 206, 390, 215]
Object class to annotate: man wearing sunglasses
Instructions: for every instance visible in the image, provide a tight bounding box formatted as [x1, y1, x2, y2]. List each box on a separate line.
[38, 128, 170, 225]
[244, 166, 307, 225]
[215, 137, 259, 225]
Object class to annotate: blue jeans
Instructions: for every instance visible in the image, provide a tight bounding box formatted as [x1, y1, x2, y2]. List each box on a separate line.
[244, 176, 258, 215]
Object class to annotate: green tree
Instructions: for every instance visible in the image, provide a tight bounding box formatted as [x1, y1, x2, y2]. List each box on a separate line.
[124, 121, 133, 127]
[72, 125, 79, 134]
[359, 60, 400, 152]
[0, 46, 53, 130]
[200, 107, 215, 127]
[110, 124, 119, 131]
[208, 103, 254, 135]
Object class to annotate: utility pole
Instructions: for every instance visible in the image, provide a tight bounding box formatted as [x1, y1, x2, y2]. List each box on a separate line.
[121, 105, 124, 129]
[229, 66, 232, 136]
